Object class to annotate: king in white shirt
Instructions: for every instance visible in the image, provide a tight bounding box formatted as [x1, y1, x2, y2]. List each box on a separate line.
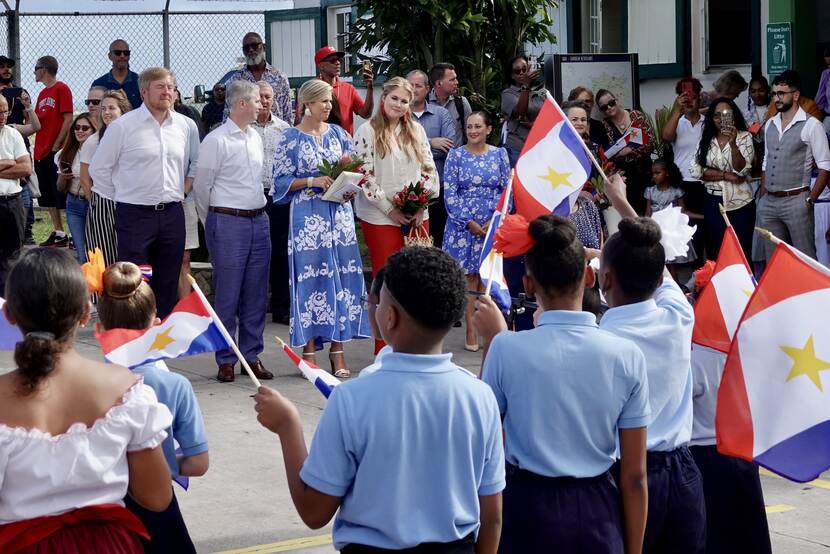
[192, 79, 273, 383]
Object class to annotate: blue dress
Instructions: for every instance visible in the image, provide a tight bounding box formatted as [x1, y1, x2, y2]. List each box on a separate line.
[272, 125, 370, 348]
[442, 146, 510, 273]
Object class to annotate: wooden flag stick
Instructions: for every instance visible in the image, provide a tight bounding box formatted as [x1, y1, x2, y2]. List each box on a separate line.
[483, 169, 514, 297]
[754, 227, 783, 245]
[187, 274, 262, 388]
[718, 203, 731, 227]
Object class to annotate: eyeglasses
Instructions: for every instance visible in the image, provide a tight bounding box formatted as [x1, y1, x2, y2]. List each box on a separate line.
[598, 99, 617, 112]
[111, 49, 131, 57]
[242, 42, 263, 52]
[74, 124, 92, 132]
[85, 98, 101, 106]
[0, 110, 10, 117]
[771, 90, 795, 98]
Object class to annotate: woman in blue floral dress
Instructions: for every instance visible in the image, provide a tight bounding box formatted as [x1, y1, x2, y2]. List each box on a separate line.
[442, 112, 510, 350]
[272, 80, 369, 378]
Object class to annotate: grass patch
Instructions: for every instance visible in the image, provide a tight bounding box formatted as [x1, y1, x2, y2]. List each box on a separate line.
[32, 208, 67, 244]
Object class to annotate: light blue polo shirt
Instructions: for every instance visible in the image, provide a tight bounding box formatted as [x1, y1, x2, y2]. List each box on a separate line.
[600, 279, 695, 452]
[300, 351, 505, 550]
[133, 361, 208, 477]
[482, 310, 650, 478]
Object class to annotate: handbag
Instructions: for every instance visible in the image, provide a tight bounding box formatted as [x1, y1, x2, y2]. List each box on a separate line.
[403, 223, 433, 248]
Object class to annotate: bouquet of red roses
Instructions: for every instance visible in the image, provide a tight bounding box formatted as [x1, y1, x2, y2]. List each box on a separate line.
[391, 174, 435, 216]
[318, 154, 365, 180]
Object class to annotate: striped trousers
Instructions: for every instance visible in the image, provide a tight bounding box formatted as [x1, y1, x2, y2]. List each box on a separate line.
[85, 192, 118, 266]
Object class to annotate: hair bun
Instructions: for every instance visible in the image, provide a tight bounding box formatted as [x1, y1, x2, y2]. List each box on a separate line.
[529, 215, 576, 250]
[618, 217, 662, 248]
[103, 262, 143, 300]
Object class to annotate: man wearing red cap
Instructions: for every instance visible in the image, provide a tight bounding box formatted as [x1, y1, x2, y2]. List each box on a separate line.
[309, 46, 374, 135]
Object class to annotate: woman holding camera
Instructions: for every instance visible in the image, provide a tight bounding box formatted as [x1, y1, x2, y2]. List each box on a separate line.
[690, 97, 755, 260]
[55, 112, 95, 263]
[501, 55, 544, 167]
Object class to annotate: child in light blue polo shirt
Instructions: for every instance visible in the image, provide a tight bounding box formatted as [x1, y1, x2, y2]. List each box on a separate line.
[475, 215, 650, 554]
[358, 266, 390, 378]
[98, 262, 208, 554]
[598, 217, 706, 554]
[255, 247, 505, 553]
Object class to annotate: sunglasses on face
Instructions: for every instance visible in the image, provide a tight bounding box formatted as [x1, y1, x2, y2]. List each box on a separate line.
[85, 99, 101, 106]
[111, 50, 130, 57]
[512, 66, 527, 74]
[74, 124, 92, 132]
[599, 99, 617, 112]
[243, 42, 263, 52]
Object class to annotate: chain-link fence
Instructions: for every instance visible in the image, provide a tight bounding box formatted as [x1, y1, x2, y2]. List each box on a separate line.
[7, 11, 265, 110]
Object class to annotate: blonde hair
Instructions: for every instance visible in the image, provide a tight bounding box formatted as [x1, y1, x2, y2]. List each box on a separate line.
[370, 77, 425, 166]
[139, 67, 174, 91]
[98, 262, 157, 331]
[298, 79, 333, 110]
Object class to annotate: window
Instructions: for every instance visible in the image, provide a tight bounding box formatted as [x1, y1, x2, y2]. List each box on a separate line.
[588, 0, 601, 53]
[707, 0, 751, 66]
[329, 6, 352, 69]
[579, 0, 623, 53]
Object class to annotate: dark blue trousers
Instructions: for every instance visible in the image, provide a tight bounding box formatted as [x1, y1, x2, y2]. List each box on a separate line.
[642, 447, 706, 554]
[125, 489, 195, 554]
[115, 202, 185, 319]
[499, 464, 624, 554]
[266, 200, 290, 320]
[690, 445, 771, 554]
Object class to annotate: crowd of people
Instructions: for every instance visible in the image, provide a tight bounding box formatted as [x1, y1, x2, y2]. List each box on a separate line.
[0, 29, 828, 553]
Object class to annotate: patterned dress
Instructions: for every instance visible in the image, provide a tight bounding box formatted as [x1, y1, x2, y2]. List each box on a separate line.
[272, 125, 370, 348]
[442, 145, 510, 273]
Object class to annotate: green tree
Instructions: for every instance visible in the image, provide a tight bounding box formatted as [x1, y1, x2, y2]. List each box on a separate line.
[348, 0, 557, 116]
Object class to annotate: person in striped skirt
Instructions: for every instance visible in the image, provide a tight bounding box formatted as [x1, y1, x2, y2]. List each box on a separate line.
[80, 89, 131, 268]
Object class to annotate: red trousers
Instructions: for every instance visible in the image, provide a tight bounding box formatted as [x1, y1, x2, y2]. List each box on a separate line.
[360, 220, 430, 276]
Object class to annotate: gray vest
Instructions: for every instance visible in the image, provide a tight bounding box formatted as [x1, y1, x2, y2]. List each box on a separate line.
[764, 119, 811, 191]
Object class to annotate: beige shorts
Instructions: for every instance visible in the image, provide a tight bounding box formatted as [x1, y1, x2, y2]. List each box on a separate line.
[184, 198, 199, 250]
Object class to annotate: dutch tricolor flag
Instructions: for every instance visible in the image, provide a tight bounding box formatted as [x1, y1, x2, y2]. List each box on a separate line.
[276, 338, 341, 398]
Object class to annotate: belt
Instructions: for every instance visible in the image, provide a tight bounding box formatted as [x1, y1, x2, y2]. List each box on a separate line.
[210, 206, 265, 218]
[505, 462, 610, 484]
[0, 192, 20, 200]
[67, 192, 87, 201]
[125, 201, 180, 211]
[767, 186, 809, 198]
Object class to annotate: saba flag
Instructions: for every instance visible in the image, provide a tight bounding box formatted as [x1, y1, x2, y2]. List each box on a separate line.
[693, 226, 756, 352]
[0, 297, 22, 351]
[478, 200, 511, 310]
[97, 292, 228, 368]
[716, 242, 830, 482]
[513, 93, 592, 220]
[278, 339, 340, 398]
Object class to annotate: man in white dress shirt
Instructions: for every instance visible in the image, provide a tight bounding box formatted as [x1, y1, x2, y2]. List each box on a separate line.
[89, 67, 199, 318]
[0, 95, 32, 292]
[194, 80, 273, 383]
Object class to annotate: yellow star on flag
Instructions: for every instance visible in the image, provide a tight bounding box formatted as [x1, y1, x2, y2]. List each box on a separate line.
[741, 288, 753, 298]
[781, 335, 830, 392]
[148, 327, 176, 353]
[538, 166, 574, 191]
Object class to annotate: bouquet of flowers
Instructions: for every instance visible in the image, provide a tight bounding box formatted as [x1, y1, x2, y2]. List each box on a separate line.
[391, 174, 435, 216]
[318, 154, 364, 180]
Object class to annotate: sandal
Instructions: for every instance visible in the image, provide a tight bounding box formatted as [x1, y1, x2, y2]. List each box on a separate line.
[302, 351, 317, 365]
[328, 350, 351, 379]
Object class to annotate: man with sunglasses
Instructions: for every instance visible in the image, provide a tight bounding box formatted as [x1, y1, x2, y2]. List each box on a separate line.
[758, 69, 830, 263]
[91, 39, 141, 109]
[223, 32, 291, 124]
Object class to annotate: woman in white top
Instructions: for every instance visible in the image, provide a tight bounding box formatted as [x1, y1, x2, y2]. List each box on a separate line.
[55, 113, 95, 263]
[354, 76, 439, 276]
[0, 248, 172, 552]
[80, 89, 132, 269]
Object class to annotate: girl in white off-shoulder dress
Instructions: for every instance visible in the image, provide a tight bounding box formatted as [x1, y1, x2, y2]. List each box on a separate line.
[0, 248, 173, 553]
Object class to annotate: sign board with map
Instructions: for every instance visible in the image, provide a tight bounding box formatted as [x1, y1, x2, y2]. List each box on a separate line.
[546, 53, 641, 116]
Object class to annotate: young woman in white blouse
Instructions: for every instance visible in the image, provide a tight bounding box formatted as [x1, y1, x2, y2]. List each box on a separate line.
[0, 248, 173, 552]
[354, 76, 439, 276]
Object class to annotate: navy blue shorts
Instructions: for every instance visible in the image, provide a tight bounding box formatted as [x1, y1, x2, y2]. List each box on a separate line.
[341, 533, 474, 553]
[499, 463, 624, 554]
[690, 445, 771, 554]
[125, 489, 195, 554]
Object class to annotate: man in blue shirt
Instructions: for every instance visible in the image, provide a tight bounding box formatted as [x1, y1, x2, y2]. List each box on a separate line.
[255, 247, 505, 553]
[91, 39, 141, 109]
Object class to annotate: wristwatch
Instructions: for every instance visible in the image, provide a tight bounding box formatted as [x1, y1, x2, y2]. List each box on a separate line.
[806, 196, 816, 206]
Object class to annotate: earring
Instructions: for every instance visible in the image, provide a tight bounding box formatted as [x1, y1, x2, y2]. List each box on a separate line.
[304, 107, 311, 117]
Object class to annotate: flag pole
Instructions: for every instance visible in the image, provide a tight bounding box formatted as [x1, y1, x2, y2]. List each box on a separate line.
[186, 274, 262, 388]
[483, 169, 514, 296]
[546, 91, 611, 184]
[754, 226, 783, 245]
[718, 203, 731, 227]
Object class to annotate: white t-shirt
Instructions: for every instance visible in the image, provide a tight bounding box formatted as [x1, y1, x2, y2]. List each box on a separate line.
[0, 125, 28, 195]
[0, 380, 172, 523]
[672, 115, 704, 182]
[80, 133, 114, 200]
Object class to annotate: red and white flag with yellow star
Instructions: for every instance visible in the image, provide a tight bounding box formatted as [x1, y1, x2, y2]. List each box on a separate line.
[512, 93, 592, 220]
[716, 242, 830, 482]
[97, 291, 229, 368]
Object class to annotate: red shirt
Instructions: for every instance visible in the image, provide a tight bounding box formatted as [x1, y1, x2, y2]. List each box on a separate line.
[34, 81, 73, 161]
[331, 78, 364, 135]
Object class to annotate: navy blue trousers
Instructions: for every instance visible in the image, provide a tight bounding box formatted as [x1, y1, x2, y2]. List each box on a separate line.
[690, 445, 771, 554]
[115, 202, 184, 319]
[125, 489, 195, 554]
[342, 534, 474, 554]
[499, 464, 624, 554]
[642, 447, 706, 554]
[266, 199, 291, 319]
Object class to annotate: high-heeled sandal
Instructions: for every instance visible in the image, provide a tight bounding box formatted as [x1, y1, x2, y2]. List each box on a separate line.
[302, 351, 317, 365]
[328, 350, 351, 379]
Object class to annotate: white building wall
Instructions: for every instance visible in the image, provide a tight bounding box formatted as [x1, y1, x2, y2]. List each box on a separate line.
[269, 17, 317, 79]
[628, 0, 677, 65]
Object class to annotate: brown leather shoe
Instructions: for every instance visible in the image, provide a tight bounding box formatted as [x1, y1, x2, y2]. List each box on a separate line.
[243, 359, 274, 380]
[217, 363, 235, 382]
